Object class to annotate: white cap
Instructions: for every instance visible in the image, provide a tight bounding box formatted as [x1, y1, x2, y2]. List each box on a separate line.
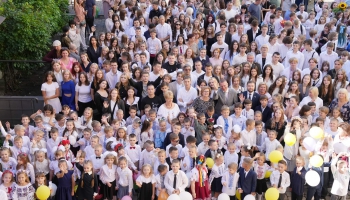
[233, 125, 241, 133]
[52, 40, 61, 47]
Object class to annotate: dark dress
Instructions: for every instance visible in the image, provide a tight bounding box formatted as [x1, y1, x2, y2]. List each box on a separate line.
[75, 163, 99, 200]
[265, 119, 287, 145]
[87, 46, 102, 64]
[206, 37, 217, 57]
[138, 182, 153, 200]
[54, 170, 74, 200]
[318, 87, 333, 107]
[94, 91, 108, 121]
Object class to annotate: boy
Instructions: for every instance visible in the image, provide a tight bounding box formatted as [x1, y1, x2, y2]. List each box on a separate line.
[232, 43, 248, 65]
[222, 163, 239, 199]
[46, 127, 62, 160]
[284, 41, 305, 69]
[302, 39, 320, 70]
[154, 150, 169, 175]
[139, 140, 159, 168]
[84, 135, 99, 160]
[319, 106, 330, 129]
[204, 140, 219, 160]
[308, 102, 319, 122]
[181, 118, 195, 141]
[0, 122, 30, 148]
[315, 117, 325, 130]
[116, 109, 126, 127]
[166, 147, 180, 166]
[3, 135, 29, 160]
[148, 109, 159, 131]
[255, 95, 272, 123]
[166, 133, 183, 157]
[164, 123, 185, 148]
[141, 104, 151, 123]
[155, 165, 169, 197]
[91, 120, 103, 136]
[74, 128, 92, 151]
[125, 133, 142, 169]
[89, 144, 105, 174]
[270, 160, 291, 200]
[54, 114, 66, 137]
[224, 143, 239, 168]
[100, 126, 116, 150]
[240, 119, 256, 148]
[180, 135, 196, 159]
[164, 159, 189, 195]
[6, 115, 35, 138]
[147, 28, 161, 65]
[241, 99, 254, 120]
[193, 113, 207, 144]
[326, 118, 341, 138]
[125, 105, 140, 126]
[330, 152, 350, 200]
[33, 115, 51, 140]
[320, 42, 338, 70]
[238, 158, 257, 200]
[255, 121, 267, 152]
[261, 130, 281, 162]
[218, 105, 234, 137]
[284, 3, 297, 20]
[126, 119, 141, 142]
[181, 146, 197, 173]
[254, 111, 265, 128]
[205, 105, 219, 124]
[197, 132, 210, 156]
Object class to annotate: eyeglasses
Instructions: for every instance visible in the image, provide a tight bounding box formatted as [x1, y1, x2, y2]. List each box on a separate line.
[176, 24, 181, 26]
[174, 140, 180, 143]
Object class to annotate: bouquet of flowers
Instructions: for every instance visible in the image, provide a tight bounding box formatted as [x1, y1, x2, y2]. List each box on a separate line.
[280, 20, 286, 28]
[333, 2, 347, 13]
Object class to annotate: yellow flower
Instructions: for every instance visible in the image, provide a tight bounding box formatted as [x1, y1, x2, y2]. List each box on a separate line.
[339, 2, 347, 9]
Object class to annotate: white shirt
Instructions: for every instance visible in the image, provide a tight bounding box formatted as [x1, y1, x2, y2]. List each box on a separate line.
[331, 158, 350, 196]
[319, 51, 339, 70]
[232, 54, 247, 65]
[164, 170, 188, 194]
[105, 70, 122, 88]
[117, 167, 133, 191]
[197, 142, 210, 156]
[301, 49, 320, 70]
[255, 53, 272, 71]
[89, 154, 105, 173]
[224, 151, 239, 168]
[153, 159, 169, 175]
[266, 62, 285, 77]
[165, 144, 183, 157]
[267, 43, 280, 55]
[261, 138, 281, 161]
[299, 96, 323, 114]
[270, 171, 291, 193]
[139, 149, 158, 169]
[147, 37, 162, 54]
[125, 144, 141, 163]
[156, 23, 172, 40]
[240, 129, 256, 147]
[283, 51, 305, 70]
[210, 42, 229, 58]
[221, 172, 239, 196]
[255, 35, 270, 50]
[177, 87, 198, 111]
[100, 164, 118, 184]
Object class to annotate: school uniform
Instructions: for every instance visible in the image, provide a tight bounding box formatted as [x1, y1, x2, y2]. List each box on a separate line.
[99, 164, 118, 199]
[165, 144, 183, 157]
[222, 171, 240, 200]
[253, 162, 271, 195]
[216, 116, 233, 137]
[136, 175, 156, 200]
[224, 151, 239, 168]
[125, 144, 141, 167]
[116, 167, 133, 199]
[46, 137, 62, 160]
[330, 158, 350, 200]
[238, 168, 257, 200]
[291, 167, 307, 200]
[190, 167, 210, 199]
[153, 160, 169, 175]
[260, 138, 281, 161]
[164, 170, 188, 195]
[306, 166, 325, 200]
[204, 149, 219, 160]
[84, 145, 95, 160]
[270, 170, 291, 200]
[209, 163, 225, 192]
[126, 125, 141, 142]
[75, 163, 99, 200]
[212, 136, 227, 153]
[165, 157, 180, 167]
[155, 173, 166, 196]
[73, 138, 90, 151]
[89, 154, 105, 175]
[3, 143, 29, 161]
[197, 142, 210, 156]
[139, 149, 158, 169]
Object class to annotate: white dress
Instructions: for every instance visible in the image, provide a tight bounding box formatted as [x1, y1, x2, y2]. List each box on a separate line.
[11, 183, 35, 200]
[41, 82, 62, 113]
[157, 104, 180, 129]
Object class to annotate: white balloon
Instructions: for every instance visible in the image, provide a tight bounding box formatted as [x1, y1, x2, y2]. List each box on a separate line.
[179, 191, 193, 200]
[218, 193, 230, 200]
[333, 142, 347, 154]
[303, 137, 316, 152]
[244, 194, 256, 200]
[305, 170, 320, 187]
[49, 181, 57, 196]
[167, 194, 181, 200]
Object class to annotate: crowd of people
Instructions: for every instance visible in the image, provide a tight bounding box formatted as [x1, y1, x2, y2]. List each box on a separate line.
[2, 0, 350, 199]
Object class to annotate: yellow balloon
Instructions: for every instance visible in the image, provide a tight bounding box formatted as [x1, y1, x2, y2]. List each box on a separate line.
[265, 188, 279, 200]
[310, 155, 324, 167]
[309, 127, 324, 139]
[284, 133, 296, 146]
[206, 158, 214, 168]
[236, 189, 241, 200]
[265, 171, 272, 178]
[36, 185, 50, 200]
[268, 150, 283, 163]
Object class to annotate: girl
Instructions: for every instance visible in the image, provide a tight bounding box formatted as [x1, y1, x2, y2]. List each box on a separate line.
[333, 68, 349, 95]
[87, 63, 98, 83]
[98, 46, 109, 69]
[127, 41, 136, 59]
[190, 155, 210, 200]
[75, 160, 98, 200]
[12, 171, 35, 200]
[112, 21, 125, 42]
[171, 22, 187, 47]
[176, 35, 188, 56]
[132, 67, 142, 82]
[34, 150, 50, 181]
[231, 75, 245, 94]
[0, 170, 15, 200]
[80, 52, 92, 73]
[331, 107, 343, 122]
[136, 164, 156, 200]
[140, 120, 153, 148]
[299, 105, 312, 127]
[249, 41, 260, 56]
[30, 104, 56, 127]
[184, 48, 195, 68]
[291, 70, 302, 84]
[59, 49, 77, 71]
[98, 32, 107, 47]
[115, 144, 137, 171]
[318, 75, 333, 107]
[177, 113, 186, 127]
[62, 120, 79, 155]
[299, 74, 311, 101]
[240, 62, 251, 88]
[304, 12, 316, 39]
[41, 71, 62, 113]
[284, 118, 302, 172]
[205, 25, 216, 57]
[109, 38, 120, 54]
[209, 153, 225, 199]
[320, 61, 330, 77]
[209, 49, 223, 67]
[52, 60, 63, 86]
[228, 126, 243, 154]
[240, 145, 252, 167]
[33, 172, 47, 196]
[71, 62, 84, 83]
[253, 153, 270, 200]
[268, 76, 286, 97]
[261, 65, 275, 88]
[116, 157, 133, 199]
[284, 81, 300, 101]
[16, 153, 35, 184]
[212, 126, 226, 153]
[60, 139, 75, 165]
[116, 127, 129, 147]
[248, 65, 263, 89]
[310, 68, 322, 87]
[53, 160, 75, 200]
[75, 71, 94, 118]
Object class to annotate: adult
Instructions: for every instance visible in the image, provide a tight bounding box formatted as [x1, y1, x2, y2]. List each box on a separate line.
[239, 81, 261, 109]
[102, 89, 125, 121]
[41, 71, 62, 113]
[87, 36, 102, 64]
[85, 0, 96, 31]
[257, 82, 272, 106]
[192, 86, 215, 114]
[80, 52, 92, 73]
[299, 87, 323, 114]
[329, 88, 350, 123]
[155, 15, 172, 42]
[74, 0, 87, 50]
[139, 84, 163, 115]
[116, 72, 133, 100]
[124, 86, 140, 119]
[94, 79, 109, 121]
[318, 75, 334, 107]
[105, 61, 122, 89]
[168, 71, 184, 98]
[248, 0, 262, 22]
[75, 72, 94, 116]
[157, 91, 181, 128]
[59, 49, 77, 71]
[265, 108, 287, 144]
[193, 48, 210, 70]
[61, 70, 76, 110]
[213, 79, 238, 114]
[177, 75, 198, 112]
[43, 40, 62, 62]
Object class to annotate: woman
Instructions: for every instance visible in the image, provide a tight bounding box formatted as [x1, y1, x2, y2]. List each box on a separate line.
[75, 72, 94, 116]
[209, 48, 223, 67]
[268, 76, 286, 97]
[41, 71, 62, 113]
[266, 108, 287, 144]
[124, 86, 140, 119]
[52, 60, 63, 86]
[298, 74, 311, 101]
[71, 62, 84, 83]
[310, 68, 322, 87]
[59, 49, 77, 71]
[111, 20, 125, 42]
[61, 70, 76, 110]
[208, 77, 220, 98]
[102, 88, 125, 120]
[184, 48, 195, 69]
[87, 36, 102, 64]
[157, 91, 181, 128]
[94, 79, 109, 121]
[171, 22, 187, 46]
[261, 64, 275, 88]
[299, 87, 323, 114]
[116, 73, 133, 100]
[318, 75, 334, 107]
[160, 41, 171, 59]
[284, 96, 301, 122]
[257, 82, 272, 106]
[192, 86, 215, 114]
[105, 9, 114, 32]
[329, 88, 350, 123]
[80, 52, 92, 73]
[74, 0, 87, 50]
[333, 69, 349, 95]
[87, 63, 98, 83]
[224, 40, 239, 65]
[205, 25, 216, 57]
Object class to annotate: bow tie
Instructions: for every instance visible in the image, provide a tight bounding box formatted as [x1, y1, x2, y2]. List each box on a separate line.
[96, 156, 101, 159]
[130, 147, 136, 149]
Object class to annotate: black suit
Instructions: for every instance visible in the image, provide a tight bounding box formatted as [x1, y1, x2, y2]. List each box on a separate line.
[255, 105, 272, 123]
[240, 91, 261, 109]
[247, 29, 262, 44]
[204, 149, 217, 160]
[193, 56, 210, 70]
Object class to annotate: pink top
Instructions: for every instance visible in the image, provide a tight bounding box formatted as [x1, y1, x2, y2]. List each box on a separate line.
[60, 57, 76, 71]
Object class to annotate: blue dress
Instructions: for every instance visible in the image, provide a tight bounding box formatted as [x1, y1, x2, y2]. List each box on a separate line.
[61, 80, 76, 110]
[55, 170, 74, 200]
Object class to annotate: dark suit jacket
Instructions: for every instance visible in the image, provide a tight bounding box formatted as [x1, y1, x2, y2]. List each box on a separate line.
[129, 77, 162, 97]
[241, 91, 261, 109]
[247, 29, 262, 44]
[193, 56, 210, 70]
[254, 105, 272, 123]
[223, 32, 232, 46]
[164, 132, 185, 147]
[204, 149, 216, 160]
[291, 167, 307, 195]
[238, 168, 257, 193]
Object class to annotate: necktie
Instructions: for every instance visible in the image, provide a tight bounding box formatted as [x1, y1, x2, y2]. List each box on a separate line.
[173, 174, 177, 189]
[256, 133, 262, 146]
[130, 147, 135, 149]
[161, 175, 165, 188]
[228, 174, 234, 188]
[278, 174, 282, 188]
[96, 156, 101, 159]
[312, 80, 316, 86]
[192, 158, 196, 168]
[224, 118, 229, 134]
[180, 46, 183, 54]
[249, 93, 252, 100]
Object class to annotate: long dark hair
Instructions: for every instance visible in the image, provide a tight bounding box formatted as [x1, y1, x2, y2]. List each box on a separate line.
[78, 72, 90, 86]
[262, 64, 274, 81]
[319, 75, 334, 103]
[229, 40, 239, 58]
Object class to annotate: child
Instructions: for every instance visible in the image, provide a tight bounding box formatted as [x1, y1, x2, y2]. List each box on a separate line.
[16, 153, 35, 184]
[30, 105, 56, 128]
[253, 153, 270, 200]
[319, 106, 330, 129]
[34, 150, 50, 181]
[141, 105, 151, 123]
[242, 99, 254, 120]
[164, 159, 188, 195]
[74, 128, 92, 151]
[155, 165, 168, 198]
[89, 144, 104, 175]
[116, 157, 133, 199]
[60, 139, 75, 165]
[164, 122, 185, 147]
[230, 103, 246, 131]
[331, 107, 343, 123]
[217, 106, 233, 137]
[99, 154, 118, 200]
[0, 147, 17, 174]
[126, 118, 141, 143]
[62, 120, 79, 155]
[205, 106, 218, 125]
[34, 172, 48, 195]
[53, 160, 75, 200]
[136, 164, 156, 200]
[194, 113, 208, 144]
[74, 150, 85, 183]
[209, 152, 225, 199]
[0, 122, 31, 149]
[100, 126, 117, 151]
[222, 163, 239, 200]
[212, 126, 226, 153]
[261, 131, 281, 163]
[240, 146, 253, 168]
[154, 150, 169, 175]
[290, 156, 307, 200]
[116, 127, 129, 147]
[197, 133, 210, 156]
[12, 171, 35, 200]
[180, 136, 197, 160]
[0, 170, 15, 200]
[84, 135, 99, 160]
[326, 118, 341, 138]
[125, 106, 140, 126]
[240, 119, 257, 149]
[330, 152, 350, 200]
[3, 136, 29, 161]
[166, 147, 180, 166]
[91, 120, 103, 136]
[190, 155, 210, 200]
[139, 141, 159, 169]
[47, 127, 62, 160]
[155, 120, 167, 149]
[33, 116, 51, 140]
[298, 137, 311, 170]
[140, 120, 154, 148]
[49, 150, 73, 181]
[228, 125, 243, 154]
[204, 140, 219, 160]
[255, 121, 267, 152]
[115, 144, 138, 172]
[238, 158, 257, 200]
[30, 130, 47, 161]
[224, 143, 239, 168]
[181, 118, 195, 141]
[165, 133, 183, 157]
[125, 134, 141, 169]
[54, 114, 66, 136]
[284, 118, 302, 172]
[270, 160, 291, 200]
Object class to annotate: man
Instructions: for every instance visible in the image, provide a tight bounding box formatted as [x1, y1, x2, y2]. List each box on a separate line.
[105, 61, 122, 89]
[232, 23, 244, 42]
[214, 15, 226, 33]
[85, 0, 96, 31]
[247, 53, 256, 65]
[224, 1, 239, 20]
[177, 75, 198, 112]
[281, 57, 302, 80]
[213, 79, 238, 114]
[132, 71, 163, 99]
[147, 29, 162, 64]
[193, 48, 210, 70]
[169, 71, 184, 98]
[183, 64, 198, 87]
[156, 15, 172, 42]
[197, 63, 219, 85]
[255, 44, 272, 71]
[239, 81, 261, 109]
[69, 44, 81, 62]
[210, 33, 229, 58]
[149, 61, 167, 81]
[247, 20, 261, 43]
[232, 43, 248, 65]
[133, 52, 152, 70]
[128, 19, 146, 39]
[248, 0, 262, 22]
[139, 84, 163, 115]
[162, 53, 181, 80]
[192, 61, 205, 80]
[219, 23, 232, 47]
[43, 40, 61, 62]
[148, 0, 162, 23]
[284, 41, 305, 70]
[265, 52, 284, 77]
[302, 39, 320, 70]
[255, 24, 270, 50]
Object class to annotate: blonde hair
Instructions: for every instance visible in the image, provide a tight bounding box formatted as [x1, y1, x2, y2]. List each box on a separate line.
[141, 164, 154, 176]
[81, 160, 95, 188]
[16, 171, 30, 184]
[104, 153, 118, 165]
